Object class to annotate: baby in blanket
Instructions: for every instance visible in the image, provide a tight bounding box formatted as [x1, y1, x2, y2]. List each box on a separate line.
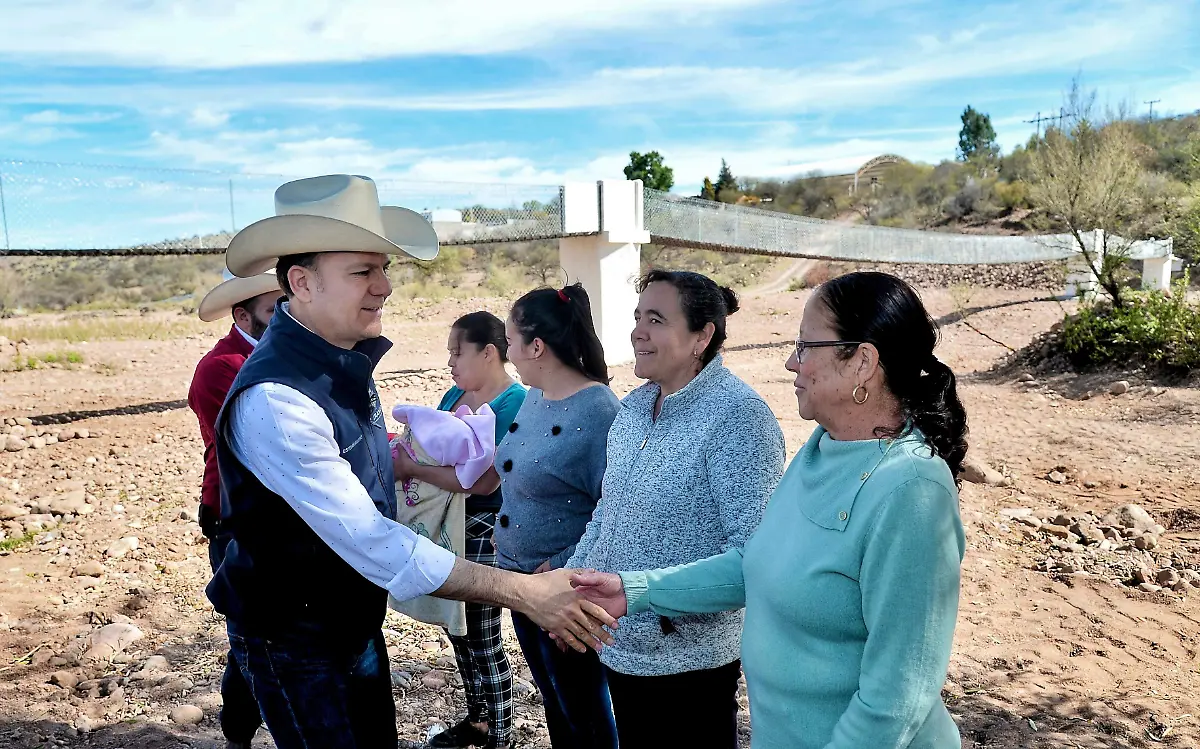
[387, 402, 496, 636]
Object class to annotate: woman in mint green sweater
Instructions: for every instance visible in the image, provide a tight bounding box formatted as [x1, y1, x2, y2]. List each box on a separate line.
[572, 272, 969, 749]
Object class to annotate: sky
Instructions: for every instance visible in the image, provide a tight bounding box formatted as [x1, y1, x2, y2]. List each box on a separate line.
[1, 0, 1198, 247]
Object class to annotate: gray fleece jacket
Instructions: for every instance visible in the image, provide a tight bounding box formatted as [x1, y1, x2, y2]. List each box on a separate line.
[567, 356, 785, 676]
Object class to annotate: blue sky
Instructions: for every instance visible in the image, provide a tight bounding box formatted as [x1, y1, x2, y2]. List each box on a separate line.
[1, 0, 1198, 247]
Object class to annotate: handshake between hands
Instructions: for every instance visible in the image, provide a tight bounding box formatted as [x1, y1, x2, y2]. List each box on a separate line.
[522, 569, 628, 653]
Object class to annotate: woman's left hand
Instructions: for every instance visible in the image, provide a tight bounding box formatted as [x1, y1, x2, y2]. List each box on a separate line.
[393, 447, 419, 482]
[534, 559, 552, 574]
[570, 570, 628, 620]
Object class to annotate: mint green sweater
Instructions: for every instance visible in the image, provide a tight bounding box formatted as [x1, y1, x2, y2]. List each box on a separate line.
[620, 427, 965, 749]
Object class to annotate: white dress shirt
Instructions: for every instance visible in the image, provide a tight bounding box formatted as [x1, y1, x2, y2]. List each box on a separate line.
[234, 324, 259, 349]
[226, 380, 457, 602]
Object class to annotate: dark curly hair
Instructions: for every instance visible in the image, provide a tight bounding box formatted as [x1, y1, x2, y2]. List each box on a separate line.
[817, 272, 969, 481]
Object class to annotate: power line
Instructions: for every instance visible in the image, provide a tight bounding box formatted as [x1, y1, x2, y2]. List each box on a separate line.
[1024, 111, 1058, 138]
[1145, 99, 1161, 120]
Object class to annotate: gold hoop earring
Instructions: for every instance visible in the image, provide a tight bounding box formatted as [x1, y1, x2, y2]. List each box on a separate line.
[852, 385, 869, 405]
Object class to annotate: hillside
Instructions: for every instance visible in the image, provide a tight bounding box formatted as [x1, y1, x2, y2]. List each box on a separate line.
[0, 242, 776, 314]
[738, 111, 1200, 263]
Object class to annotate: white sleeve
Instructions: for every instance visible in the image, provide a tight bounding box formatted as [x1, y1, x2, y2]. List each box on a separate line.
[226, 382, 456, 601]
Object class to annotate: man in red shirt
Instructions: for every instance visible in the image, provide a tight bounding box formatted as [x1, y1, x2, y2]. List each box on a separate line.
[188, 268, 282, 749]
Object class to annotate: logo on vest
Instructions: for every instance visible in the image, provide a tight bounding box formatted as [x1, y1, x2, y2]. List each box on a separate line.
[368, 388, 384, 426]
[341, 435, 364, 454]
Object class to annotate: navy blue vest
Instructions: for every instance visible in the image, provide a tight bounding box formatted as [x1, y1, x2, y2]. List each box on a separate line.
[205, 301, 397, 644]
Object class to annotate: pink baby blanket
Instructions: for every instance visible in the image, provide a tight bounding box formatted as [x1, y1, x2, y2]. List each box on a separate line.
[390, 403, 497, 488]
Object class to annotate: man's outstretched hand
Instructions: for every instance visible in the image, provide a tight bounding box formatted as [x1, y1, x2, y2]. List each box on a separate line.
[520, 569, 617, 653]
[570, 570, 628, 620]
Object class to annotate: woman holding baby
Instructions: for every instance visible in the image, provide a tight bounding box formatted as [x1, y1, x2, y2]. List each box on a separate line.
[393, 311, 526, 749]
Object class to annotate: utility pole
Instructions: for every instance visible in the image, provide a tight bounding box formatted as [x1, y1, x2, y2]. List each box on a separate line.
[0, 165, 10, 252]
[228, 179, 237, 232]
[1145, 99, 1161, 120]
[1025, 111, 1057, 138]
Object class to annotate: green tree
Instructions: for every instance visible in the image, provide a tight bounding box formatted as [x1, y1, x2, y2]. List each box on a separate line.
[1171, 186, 1200, 265]
[623, 151, 675, 191]
[958, 106, 999, 162]
[1030, 119, 1149, 308]
[700, 177, 717, 201]
[714, 159, 739, 201]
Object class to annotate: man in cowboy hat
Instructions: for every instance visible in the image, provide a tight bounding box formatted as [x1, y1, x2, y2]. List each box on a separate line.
[188, 268, 282, 749]
[207, 174, 614, 748]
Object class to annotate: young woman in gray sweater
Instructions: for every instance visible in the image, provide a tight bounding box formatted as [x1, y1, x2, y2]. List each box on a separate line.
[493, 284, 621, 749]
[567, 270, 785, 748]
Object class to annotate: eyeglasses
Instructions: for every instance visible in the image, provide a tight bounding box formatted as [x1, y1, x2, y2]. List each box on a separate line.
[794, 339, 862, 361]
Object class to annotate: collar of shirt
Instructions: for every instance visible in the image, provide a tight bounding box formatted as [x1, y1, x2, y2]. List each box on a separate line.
[280, 300, 314, 335]
[276, 300, 392, 370]
[234, 324, 259, 349]
[795, 427, 919, 531]
[629, 354, 726, 422]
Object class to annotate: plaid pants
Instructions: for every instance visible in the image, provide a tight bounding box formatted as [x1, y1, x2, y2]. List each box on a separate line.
[448, 512, 513, 745]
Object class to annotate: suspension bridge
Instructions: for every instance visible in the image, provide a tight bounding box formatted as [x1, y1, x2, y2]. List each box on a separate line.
[0, 158, 1179, 360]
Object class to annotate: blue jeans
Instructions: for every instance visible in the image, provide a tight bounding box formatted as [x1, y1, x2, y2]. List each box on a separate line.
[226, 623, 396, 749]
[511, 611, 618, 749]
[208, 534, 262, 744]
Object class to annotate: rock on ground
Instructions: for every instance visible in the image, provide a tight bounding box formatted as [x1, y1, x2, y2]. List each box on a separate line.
[960, 456, 1006, 486]
[1102, 504, 1158, 533]
[81, 623, 143, 663]
[0, 504, 28, 520]
[72, 561, 106, 577]
[169, 705, 204, 725]
[104, 536, 139, 559]
[49, 670, 81, 689]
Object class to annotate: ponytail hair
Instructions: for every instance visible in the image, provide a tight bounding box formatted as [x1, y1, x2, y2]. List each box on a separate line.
[817, 272, 969, 482]
[510, 283, 610, 384]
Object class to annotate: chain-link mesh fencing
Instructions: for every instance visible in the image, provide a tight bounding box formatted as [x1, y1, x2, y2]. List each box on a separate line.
[0, 159, 564, 254]
[643, 188, 1173, 264]
[0, 161, 1173, 265]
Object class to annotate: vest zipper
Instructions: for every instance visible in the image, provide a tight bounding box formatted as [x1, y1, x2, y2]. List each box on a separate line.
[356, 414, 391, 507]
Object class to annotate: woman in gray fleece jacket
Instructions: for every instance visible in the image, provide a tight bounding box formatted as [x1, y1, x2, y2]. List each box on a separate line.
[567, 269, 785, 749]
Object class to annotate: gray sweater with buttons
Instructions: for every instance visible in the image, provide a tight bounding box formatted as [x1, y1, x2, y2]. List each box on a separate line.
[567, 356, 785, 676]
[493, 384, 621, 573]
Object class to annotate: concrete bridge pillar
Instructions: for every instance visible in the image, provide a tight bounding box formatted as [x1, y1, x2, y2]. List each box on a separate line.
[1064, 258, 1100, 301]
[1141, 251, 1176, 292]
[559, 180, 648, 365]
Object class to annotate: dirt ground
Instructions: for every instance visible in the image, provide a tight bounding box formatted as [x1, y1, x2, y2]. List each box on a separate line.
[0, 285, 1197, 748]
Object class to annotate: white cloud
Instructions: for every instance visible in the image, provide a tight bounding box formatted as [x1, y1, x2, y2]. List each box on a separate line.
[145, 127, 444, 174]
[0, 121, 81, 145]
[296, 5, 1178, 115]
[647, 136, 957, 191]
[0, 0, 775, 68]
[143, 210, 225, 225]
[0, 2, 1185, 124]
[1155, 79, 1200, 117]
[188, 107, 230, 128]
[132, 116, 957, 197]
[22, 109, 121, 125]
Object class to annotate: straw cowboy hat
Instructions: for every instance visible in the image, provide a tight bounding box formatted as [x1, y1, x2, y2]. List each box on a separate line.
[225, 174, 439, 277]
[197, 268, 282, 323]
